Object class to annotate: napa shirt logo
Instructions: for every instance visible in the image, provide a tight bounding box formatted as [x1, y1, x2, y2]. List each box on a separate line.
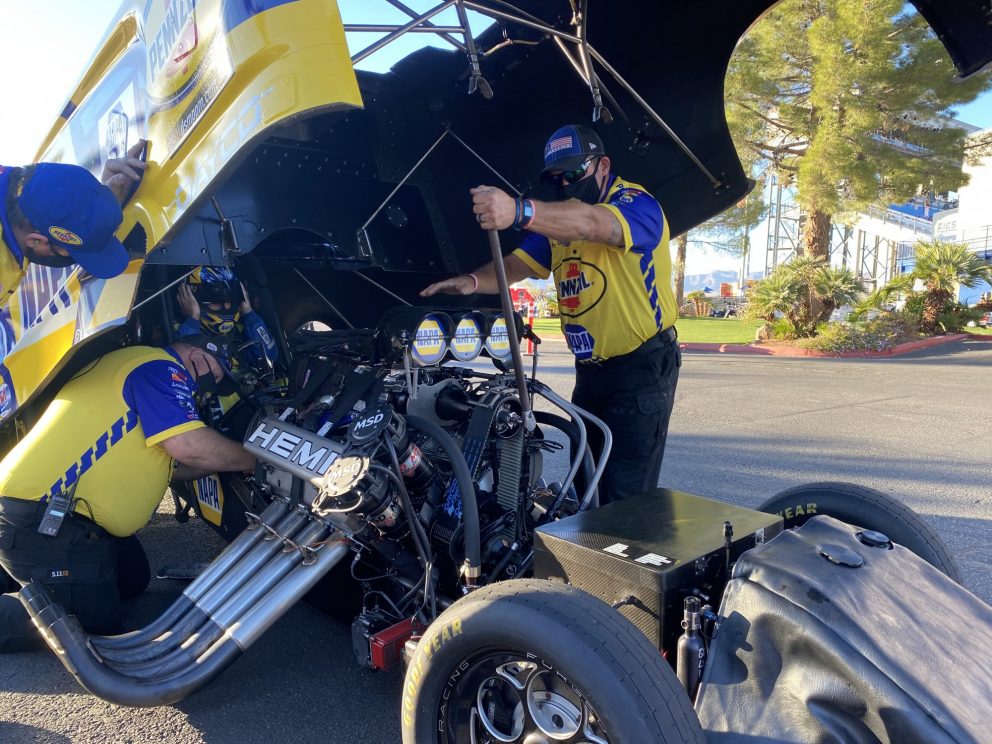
[557, 260, 606, 317]
[49, 226, 82, 245]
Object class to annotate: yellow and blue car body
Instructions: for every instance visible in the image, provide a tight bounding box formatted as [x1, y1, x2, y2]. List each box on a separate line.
[0, 0, 361, 425]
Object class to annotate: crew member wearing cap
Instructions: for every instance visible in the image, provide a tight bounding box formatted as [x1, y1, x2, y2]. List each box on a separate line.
[0, 335, 255, 651]
[421, 124, 680, 504]
[0, 142, 147, 309]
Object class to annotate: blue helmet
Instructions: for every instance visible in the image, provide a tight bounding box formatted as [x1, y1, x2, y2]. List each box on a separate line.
[188, 266, 240, 335]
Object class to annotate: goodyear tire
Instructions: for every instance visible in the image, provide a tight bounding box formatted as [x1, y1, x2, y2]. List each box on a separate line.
[401, 578, 705, 744]
[758, 482, 960, 582]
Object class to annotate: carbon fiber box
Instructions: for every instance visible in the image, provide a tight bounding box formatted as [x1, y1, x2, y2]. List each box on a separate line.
[534, 489, 783, 651]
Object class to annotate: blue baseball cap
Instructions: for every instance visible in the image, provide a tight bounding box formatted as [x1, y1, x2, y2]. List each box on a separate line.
[541, 124, 606, 174]
[17, 163, 128, 279]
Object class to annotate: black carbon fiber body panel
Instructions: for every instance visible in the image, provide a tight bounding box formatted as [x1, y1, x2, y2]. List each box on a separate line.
[534, 489, 783, 652]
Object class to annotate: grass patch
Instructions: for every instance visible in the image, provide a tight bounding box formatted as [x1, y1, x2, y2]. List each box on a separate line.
[529, 317, 762, 344]
[674, 317, 762, 344]
[967, 325, 992, 335]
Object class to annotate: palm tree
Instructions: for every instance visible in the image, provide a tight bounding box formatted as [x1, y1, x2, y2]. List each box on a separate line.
[812, 265, 865, 324]
[911, 241, 992, 334]
[744, 257, 863, 337]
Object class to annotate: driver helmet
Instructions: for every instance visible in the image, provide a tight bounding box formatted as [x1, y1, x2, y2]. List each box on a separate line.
[188, 266, 241, 335]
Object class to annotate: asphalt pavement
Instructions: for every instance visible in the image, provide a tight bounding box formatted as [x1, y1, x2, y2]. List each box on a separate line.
[1, 337, 989, 743]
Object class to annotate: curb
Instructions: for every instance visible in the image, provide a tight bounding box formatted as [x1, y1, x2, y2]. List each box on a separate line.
[679, 333, 972, 358]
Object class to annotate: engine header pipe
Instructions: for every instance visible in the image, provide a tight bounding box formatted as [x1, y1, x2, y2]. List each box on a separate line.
[92, 498, 291, 651]
[17, 529, 346, 707]
[96, 509, 310, 664]
[406, 415, 481, 583]
[487, 229, 535, 432]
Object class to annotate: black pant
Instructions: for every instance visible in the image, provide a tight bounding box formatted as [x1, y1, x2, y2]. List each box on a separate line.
[0, 497, 150, 653]
[572, 330, 681, 504]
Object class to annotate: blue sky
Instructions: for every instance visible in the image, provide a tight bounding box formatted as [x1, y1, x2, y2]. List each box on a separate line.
[2, 0, 990, 275]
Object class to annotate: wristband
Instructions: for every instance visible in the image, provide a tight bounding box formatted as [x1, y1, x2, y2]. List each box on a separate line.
[512, 198, 523, 228]
[466, 273, 480, 293]
[519, 198, 536, 229]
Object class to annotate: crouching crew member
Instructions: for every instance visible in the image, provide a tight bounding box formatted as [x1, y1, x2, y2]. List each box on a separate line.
[0, 336, 255, 652]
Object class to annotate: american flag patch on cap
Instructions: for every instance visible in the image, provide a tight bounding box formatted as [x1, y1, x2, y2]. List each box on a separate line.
[545, 136, 574, 157]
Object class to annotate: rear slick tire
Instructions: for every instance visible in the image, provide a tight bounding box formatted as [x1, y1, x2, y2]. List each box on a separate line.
[757, 481, 961, 582]
[401, 578, 705, 744]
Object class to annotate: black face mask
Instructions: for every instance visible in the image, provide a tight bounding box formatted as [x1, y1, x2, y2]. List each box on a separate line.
[192, 360, 238, 404]
[555, 172, 604, 205]
[22, 244, 75, 268]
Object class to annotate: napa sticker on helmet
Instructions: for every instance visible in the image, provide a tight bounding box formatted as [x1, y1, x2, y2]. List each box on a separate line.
[49, 226, 82, 245]
[485, 315, 511, 359]
[411, 314, 448, 365]
[450, 315, 484, 361]
[192, 474, 224, 526]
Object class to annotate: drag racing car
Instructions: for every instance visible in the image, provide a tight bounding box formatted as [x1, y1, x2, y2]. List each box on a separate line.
[3, 1, 992, 742]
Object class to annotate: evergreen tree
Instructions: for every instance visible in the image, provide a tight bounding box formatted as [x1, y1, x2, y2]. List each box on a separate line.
[727, 0, 992, 260]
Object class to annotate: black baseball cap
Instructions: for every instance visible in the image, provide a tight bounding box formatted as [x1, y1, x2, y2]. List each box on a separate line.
[541, 124, 606, 174]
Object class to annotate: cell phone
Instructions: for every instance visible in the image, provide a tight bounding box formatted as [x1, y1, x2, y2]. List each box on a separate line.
[37, 493, 73, 537]
[121, 139, 149, 205]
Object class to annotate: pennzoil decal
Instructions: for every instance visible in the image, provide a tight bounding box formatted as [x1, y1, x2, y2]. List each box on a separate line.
[145, 0, 233, 154]
[49, 227, 82, 245]
[193, 474, 224, 525]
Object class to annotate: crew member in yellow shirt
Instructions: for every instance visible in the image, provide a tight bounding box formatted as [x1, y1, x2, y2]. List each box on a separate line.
[0, 335, 255, 652]
[421, 125, 681, 504]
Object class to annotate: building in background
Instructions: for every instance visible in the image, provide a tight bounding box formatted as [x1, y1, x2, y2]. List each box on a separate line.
[763, 118, 992, 304]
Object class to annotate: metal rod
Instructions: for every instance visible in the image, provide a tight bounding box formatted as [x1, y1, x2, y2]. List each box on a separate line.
[345, 24, 464, 33]
[462, 1, 582, 44]
[360, 129, 451, 233]
[585, 45, 721, 187]
[131, 268, 197, 312]
[530, 381, 587, 507]
[351, 1, 456, 64]
[486, 229, 535, 431]
[293, 269, 355, 329]
[352, 271, 412, 306]
[385, 0, 466, 51]
[445, 129, 521, 195]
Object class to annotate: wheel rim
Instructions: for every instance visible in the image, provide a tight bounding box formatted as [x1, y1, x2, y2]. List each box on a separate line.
[440, 651, 610, 743]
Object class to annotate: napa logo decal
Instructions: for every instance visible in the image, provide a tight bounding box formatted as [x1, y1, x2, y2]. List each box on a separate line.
[564, 323, 595, 360]
[193, 474, 224, 525]
[450, 316, 483, 361]
[484, 316, 511, 359]
[556, 260, 606, 317]
[412, 315, 447, 365]
[49, 226, 82, 245]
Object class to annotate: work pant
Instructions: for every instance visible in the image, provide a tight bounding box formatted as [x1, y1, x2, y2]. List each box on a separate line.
[572, 328, 681, 505]
[0, 497, 150, 653]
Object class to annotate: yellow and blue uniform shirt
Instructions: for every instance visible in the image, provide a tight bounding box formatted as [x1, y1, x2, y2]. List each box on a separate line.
[0, 167, 29, 310]
[0, 346, 205, 537]
[513, 175, 677, 361]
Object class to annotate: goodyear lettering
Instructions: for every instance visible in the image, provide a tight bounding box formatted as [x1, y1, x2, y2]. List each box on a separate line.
[401, 617, 464, 728]
[150, 0, 196, 78]
[44, 411, 139, 501]
[780, 503, 817, 520]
